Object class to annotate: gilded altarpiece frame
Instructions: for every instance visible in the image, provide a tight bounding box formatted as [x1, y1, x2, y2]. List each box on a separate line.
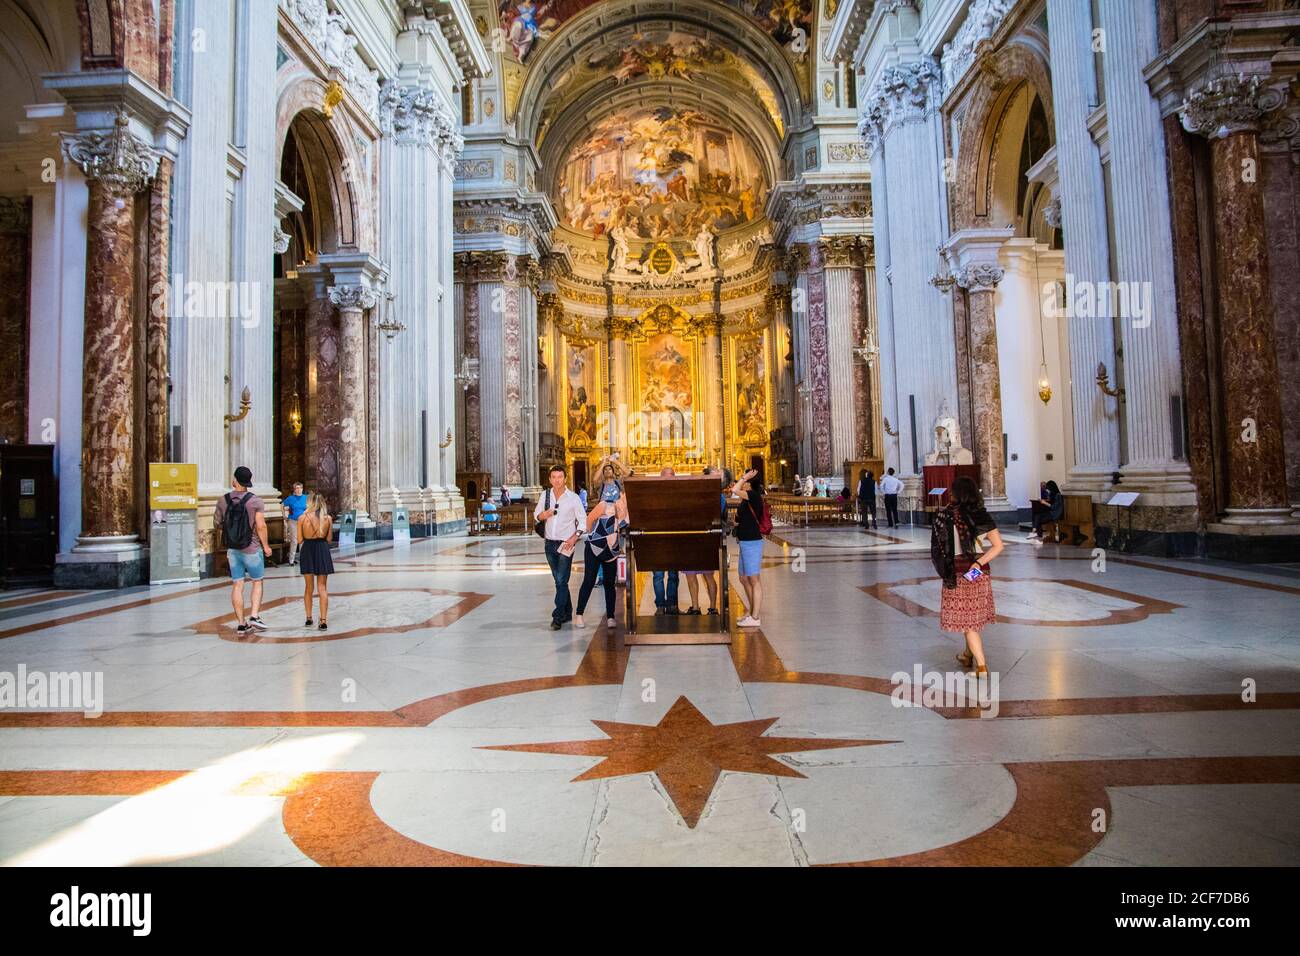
[729, 329, 772, 473]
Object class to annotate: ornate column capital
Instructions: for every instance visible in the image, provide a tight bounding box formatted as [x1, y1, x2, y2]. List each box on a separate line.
[860, 57, 942, 149]
[955, 263, 1005, 293]
[784, 243, 812, 273]
[818, 236, 862, 268]
[328, 284, 378, 311]
[1042, 198, 1062, 229]
[468, 251, 511, 281]
[62, 108, 160, 196]
[1179, 73, 1288, 139]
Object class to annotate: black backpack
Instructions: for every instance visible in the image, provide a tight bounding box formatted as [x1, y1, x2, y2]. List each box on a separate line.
[222, 492, 254, 550]
[930, 505, 958, 589]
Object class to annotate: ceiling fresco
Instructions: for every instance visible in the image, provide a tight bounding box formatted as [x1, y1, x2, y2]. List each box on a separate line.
[556, 106, 766, 240]
[496, 0, 814, 64]
[536, 29, 785, 144]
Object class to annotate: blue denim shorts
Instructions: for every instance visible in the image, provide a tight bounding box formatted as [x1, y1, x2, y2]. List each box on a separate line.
[228, 548, 265, 581]
[737, 538, 763, 576]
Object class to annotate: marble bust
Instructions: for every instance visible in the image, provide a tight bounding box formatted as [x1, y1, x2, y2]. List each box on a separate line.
[925, 414, 973, 465]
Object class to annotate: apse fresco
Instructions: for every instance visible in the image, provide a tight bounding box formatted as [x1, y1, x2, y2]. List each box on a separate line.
[735, 334, 768, 440]
[565, 343, 598, 445]
[559, 107, 764, 239]
[497, 0, 814, 62]
[640, 332, 694, 437]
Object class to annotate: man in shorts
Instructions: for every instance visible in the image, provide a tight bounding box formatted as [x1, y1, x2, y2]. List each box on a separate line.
[214, 466, 272, 634]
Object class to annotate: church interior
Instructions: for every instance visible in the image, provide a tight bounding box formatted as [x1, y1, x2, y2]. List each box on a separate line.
[0, 0, 1297, 879]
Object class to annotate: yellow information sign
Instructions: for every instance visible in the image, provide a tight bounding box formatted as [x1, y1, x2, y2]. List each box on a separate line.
[149, 463, 199, 510]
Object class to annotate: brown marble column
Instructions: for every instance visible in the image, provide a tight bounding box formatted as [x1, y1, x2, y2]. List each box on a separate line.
[145, 155, 172, 465]
[303, 282, 338, 511]
[956, 264, 1007, 503]
[456, 252, 482, 471]
[1181, 75, 1295, 526]
[327, 284, 376, 517]
[0, 197, 30, 444]
[62, 111, 159, 550]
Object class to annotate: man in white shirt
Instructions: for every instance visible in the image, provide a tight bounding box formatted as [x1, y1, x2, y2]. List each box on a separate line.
[534, 464, 585, 630]
[880, 467, 904, 528]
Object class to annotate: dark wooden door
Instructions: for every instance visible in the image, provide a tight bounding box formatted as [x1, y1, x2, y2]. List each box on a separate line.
[0, 445, 57, 585]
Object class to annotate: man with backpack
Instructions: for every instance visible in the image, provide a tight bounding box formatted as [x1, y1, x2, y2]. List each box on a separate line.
[214, 466, 272, 634]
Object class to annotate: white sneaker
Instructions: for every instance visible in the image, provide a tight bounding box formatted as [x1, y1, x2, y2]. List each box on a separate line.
[574, 614, 586, 628]
[737, 615, 761, 627]
[606, 617, 617, 629]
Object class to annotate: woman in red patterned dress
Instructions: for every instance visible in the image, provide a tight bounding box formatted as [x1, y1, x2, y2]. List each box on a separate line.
[939, 476, 1005, 676]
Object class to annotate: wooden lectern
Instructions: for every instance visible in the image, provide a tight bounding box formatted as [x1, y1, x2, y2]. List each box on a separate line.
[621, 474, 730, 644]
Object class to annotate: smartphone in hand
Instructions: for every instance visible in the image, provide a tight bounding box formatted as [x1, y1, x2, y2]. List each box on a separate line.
[963, 565, 984, 582]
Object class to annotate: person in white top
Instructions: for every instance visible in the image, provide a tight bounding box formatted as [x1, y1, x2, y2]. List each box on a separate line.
[534, 464, 586, 630]
[879, 467, 904, 528]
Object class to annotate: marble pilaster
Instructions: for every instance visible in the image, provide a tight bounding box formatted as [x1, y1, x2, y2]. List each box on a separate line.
[1098, 0, 1197, 508]
[1047, 0, 1120, 497]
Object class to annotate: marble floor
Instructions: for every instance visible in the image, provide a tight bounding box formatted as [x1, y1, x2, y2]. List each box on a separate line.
[1, 525, 1298, 866]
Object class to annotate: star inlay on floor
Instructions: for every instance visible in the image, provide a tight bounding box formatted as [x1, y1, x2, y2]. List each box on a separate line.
[480, 695, 897, 828]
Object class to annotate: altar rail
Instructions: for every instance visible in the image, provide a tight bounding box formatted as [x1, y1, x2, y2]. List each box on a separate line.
[767, 493, 856, 526]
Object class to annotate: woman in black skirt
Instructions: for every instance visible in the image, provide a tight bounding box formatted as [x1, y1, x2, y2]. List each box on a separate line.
[298, 493, 334, 630]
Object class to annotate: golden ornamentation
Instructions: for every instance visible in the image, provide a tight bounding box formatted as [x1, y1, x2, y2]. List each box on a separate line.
[224, 386, 252, 428]
[439, 429, 454, 449]
[322, 80, 344, 119]
[1096, 362, 1126, 403]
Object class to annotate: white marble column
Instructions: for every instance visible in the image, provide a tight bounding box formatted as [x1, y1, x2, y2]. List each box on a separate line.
[432, 113, 464, 517]
[861, 58, 956, 481]
[868, 144, 901, 474]
[1098, 0, 1196, 507]
[1047, 0, 1121, 498]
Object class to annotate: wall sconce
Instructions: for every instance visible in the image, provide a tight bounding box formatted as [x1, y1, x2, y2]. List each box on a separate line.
[288, 389, 303, 437]
[375, 291, 404, 340]
[454, 355, 479, 392]
[1037, 365, 1053, 405]
[439, 428, 454, 449]
[224, 386, 252, 427]
[1096, 362, 1126, 403]
[929, 244, 956, 294]
[853, 327, 880, 368]
[883, 417, 899, 437]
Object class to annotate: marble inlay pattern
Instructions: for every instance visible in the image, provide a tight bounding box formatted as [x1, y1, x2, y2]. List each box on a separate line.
[2, 533, 1298, 866]
[145, 158, 172, 466]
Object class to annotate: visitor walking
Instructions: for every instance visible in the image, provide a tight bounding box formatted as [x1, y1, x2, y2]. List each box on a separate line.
[534, 465, 585, 630]
[880, 467, 903, 528]
[733, 467, 766, 627]
[575, 484, 627, 630]
[931, 476, 1004, 676]
[283, 481, 307, 565]
[214, 466, 271, 634]
[856, 468, 877, 531]
[298, 492, 335, 630]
